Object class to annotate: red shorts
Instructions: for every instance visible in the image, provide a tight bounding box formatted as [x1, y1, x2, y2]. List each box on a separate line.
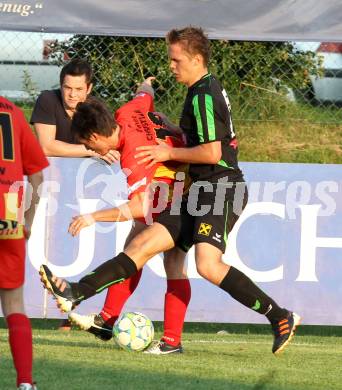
[0, 237, 26, 289]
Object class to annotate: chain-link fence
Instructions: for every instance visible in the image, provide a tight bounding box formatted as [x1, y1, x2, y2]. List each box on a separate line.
[1, 31, 342, 121]
[1, 31, 341, 160]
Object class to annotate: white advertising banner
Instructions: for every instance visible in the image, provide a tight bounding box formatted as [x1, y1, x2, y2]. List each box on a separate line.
[0, 0, 341, 41]
[11, 157, 341, 325]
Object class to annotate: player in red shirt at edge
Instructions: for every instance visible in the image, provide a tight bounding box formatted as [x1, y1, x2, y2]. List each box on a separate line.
[0, 96, 49, 390]
[66, 77, 191, 354]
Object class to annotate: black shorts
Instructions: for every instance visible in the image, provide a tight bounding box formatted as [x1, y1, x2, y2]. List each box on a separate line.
[156, 181, 248, 253]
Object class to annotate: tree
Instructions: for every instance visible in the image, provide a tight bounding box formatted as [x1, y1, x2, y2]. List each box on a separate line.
[50, 36, 322, 120]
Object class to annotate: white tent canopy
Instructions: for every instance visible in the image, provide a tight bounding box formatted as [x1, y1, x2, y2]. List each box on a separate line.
[0, 0, 341, 41]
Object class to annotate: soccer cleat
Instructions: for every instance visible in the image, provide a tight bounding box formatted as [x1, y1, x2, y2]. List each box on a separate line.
[18, 383, 37, 390]
[271, 312, 301, 355]
[39, 264, 81, 312]
[69, 312, 113, 341]
[143, 340, 183, 355]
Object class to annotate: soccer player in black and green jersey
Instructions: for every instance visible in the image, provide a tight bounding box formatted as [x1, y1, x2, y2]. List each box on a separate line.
[136, 26, 301, 355]
[39, 26, 300, 355]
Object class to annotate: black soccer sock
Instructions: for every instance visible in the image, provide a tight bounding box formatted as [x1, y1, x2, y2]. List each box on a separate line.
[73, 252, 138, 301]
[219, 266, 288, 322]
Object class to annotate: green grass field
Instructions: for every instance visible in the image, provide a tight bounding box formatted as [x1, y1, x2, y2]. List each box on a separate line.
[1, 320, 341, 390]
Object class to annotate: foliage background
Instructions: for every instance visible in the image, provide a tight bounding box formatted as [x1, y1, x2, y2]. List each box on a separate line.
[14, 35, 340, 164]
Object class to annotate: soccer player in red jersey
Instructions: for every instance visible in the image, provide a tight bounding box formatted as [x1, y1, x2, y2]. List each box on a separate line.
[65, 78, 191, 354]
[0, 96, 49, 390]
[39, 29, 300, 356]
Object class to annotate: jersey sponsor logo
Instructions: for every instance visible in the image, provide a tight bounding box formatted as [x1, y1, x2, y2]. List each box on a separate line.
[0, 219, 23, 239]
[3, 191, 19, 221]
[133, 110, 154, 141]
[198, 222, 212, 236]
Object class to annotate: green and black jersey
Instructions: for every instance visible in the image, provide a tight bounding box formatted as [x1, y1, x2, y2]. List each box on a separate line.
[180, 73, 243, 182]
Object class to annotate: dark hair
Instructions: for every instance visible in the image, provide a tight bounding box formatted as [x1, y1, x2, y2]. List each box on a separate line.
[60, 58, 93, 85]
[166, 26, 211, 66]
[71, 96, 116, 141]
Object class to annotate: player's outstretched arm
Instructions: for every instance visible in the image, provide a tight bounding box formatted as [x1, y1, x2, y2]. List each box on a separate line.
[135, 77, 182, 135]
[142, 76, 155, 87]
[135, 76, 156, 97]
[34, 123, 95, 157]
[68, 192, 145, 236]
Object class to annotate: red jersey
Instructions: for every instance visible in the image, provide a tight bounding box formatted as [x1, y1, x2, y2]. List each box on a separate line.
[115, 92, 187, 200]
[0, 97, 49, 222]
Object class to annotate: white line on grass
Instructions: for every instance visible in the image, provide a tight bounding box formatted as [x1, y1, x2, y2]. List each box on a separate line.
[182, 339, 327, 348]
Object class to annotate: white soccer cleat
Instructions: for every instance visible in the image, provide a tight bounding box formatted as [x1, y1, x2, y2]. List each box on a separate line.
[69, 312, 113, 341]
[143, 340, 183, 355]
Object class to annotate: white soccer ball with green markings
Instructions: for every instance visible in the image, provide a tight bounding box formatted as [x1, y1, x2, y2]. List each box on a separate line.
[113, 312, 154, 351]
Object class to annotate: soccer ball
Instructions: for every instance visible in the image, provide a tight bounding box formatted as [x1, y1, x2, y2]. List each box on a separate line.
[113, 312, 154, 352]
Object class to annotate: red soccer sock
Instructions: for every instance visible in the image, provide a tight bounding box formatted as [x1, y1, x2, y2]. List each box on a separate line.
[163, 279, 191, 346]
[7, 313, 33, 387]
[100, 269, 143, 326]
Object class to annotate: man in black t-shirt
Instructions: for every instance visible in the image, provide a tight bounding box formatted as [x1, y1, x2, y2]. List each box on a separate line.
[31, 59, 119, 331]
[31, 59, 118, 163]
